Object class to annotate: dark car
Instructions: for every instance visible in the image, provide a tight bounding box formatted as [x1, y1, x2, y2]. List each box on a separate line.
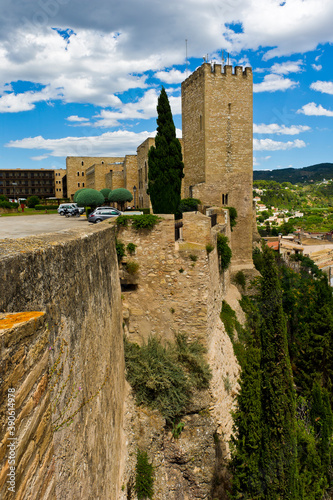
[88, 208, 121, 223]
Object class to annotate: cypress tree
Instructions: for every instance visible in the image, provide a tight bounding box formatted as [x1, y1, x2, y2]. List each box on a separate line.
[310, 383, 333, 483]
[259, 246, 298, 499]
[230, 343, 263, 499]
[147, 87, 184, 214]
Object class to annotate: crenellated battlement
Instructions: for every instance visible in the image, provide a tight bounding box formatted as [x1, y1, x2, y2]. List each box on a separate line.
[182, 62, 252, 89]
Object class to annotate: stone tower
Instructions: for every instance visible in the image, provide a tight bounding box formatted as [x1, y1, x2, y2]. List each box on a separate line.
[181, 62, 253, 269]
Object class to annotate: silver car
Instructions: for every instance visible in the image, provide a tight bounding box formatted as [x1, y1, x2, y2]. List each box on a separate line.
[88, 208, 122, 223]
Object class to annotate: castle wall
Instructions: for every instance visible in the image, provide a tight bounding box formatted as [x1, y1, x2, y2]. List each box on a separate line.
[0, 224, 124, 499]
[137, 138, 155, 209]
[123, 155, 138, 197]
[0, 312, 55, 500]
[115, 213, 239, 499]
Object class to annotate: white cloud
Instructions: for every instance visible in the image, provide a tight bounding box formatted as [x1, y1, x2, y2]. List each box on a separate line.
[253, 74, 298, 93]
[0, 86, 60, 113]
[312, 64, 322, 71]
[93, 89, 181, 128]
[270, 60, 304, 75]
[310, 80, 333, 94]
[253, 155, 271, 166]
[297, 102, 333, 116]
[253, 123, 310, 135]
[155, 69, 188, 84]
[66, 115, 90, 122]
[0, 0, 332, 112]
[253, 138, 306, 151]
[5, 131, 157, 157]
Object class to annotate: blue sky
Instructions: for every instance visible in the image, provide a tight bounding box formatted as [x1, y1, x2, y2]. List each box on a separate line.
[0, 0, 332, 172]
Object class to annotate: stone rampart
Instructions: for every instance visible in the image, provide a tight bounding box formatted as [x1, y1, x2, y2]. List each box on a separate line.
[116, 213, 240, 499]
[0, 223, 124, 499]
[0, 312, 54, 500]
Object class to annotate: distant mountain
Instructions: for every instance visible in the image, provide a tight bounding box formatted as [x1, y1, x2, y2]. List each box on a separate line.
[253, 163, 333, 184]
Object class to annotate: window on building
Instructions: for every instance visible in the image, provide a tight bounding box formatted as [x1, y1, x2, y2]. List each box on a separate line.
[81, 161, 84, 166]
[199, 115, 203, 131]
[144, 162, 147, 182]
[77, 171, 80, 176]
[82, 183, 85, 187]
[222, 193, 229, 205]
[82, 172, 84, 176]
[78, 182, 80, 187]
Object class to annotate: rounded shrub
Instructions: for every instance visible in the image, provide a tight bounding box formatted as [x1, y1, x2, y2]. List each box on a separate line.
[76, 188, 104, 208]
[108, 188, 133, 210]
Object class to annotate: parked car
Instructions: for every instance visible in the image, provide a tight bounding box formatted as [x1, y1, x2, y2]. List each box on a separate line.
[93, 207, 122, 215]
[58, 203, 84, 215]
[88, 208, 122, 223]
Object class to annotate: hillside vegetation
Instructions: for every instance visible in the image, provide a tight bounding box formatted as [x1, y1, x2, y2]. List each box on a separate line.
[228, 247, 333, 499]
[254, 163, 333, 184]
[253, 179, 333, 234]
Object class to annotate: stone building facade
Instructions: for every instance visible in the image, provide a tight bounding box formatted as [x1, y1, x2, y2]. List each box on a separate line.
[53, 169, 66, 198]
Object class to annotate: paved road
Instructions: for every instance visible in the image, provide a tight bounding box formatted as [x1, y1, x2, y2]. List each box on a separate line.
[0, 214, 89, 239]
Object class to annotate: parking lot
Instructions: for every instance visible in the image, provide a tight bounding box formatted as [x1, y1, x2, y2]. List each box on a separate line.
[0, 214, 88, 239]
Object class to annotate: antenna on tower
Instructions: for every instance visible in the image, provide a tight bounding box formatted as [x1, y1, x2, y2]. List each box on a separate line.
[222, 50, 225, 67]
[185, 39, 188, 77]
[227, 52, 230, 65]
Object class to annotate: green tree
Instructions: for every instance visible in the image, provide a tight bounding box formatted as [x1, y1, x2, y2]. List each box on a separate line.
[108, 188, 133, 211]
[76, 188, 104, 210]
[259, 246, 298, 499]
[27, 195, 40, 208]
[230, 343, 263, 499]
[73, 188, 86, 203]
[100, 188, 112, 202]
[147, 87, 184, 214]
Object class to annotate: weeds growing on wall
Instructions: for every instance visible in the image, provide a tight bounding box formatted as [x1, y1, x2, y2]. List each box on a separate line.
[124, 333, 212, 422]
[135, 449, 154, 500]
[226, 207, 238, 231]
[217, 234, 232, 271]
[115, 240, 125, 262]
[206, 243, 214, 254]
[126, 242, 136, 254]
[125, 261, 139, 275]
[116, 214, 161, 230]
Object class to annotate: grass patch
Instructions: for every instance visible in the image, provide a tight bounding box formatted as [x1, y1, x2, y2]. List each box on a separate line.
[124, 333, 212, 422]
[220, 300, 248, 367]
[0, 208, 58, 216]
